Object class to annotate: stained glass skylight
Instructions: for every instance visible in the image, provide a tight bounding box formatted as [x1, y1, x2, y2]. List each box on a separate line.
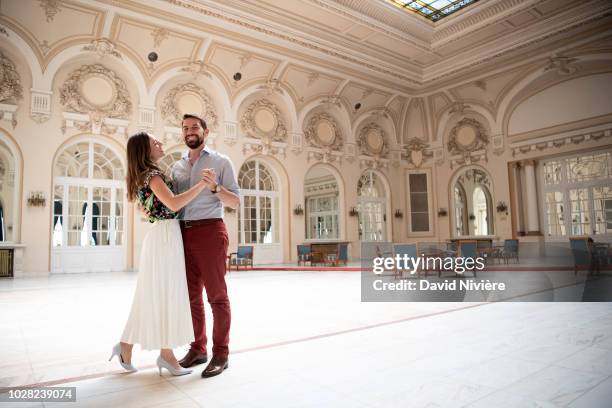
[387, 0, 480, 22]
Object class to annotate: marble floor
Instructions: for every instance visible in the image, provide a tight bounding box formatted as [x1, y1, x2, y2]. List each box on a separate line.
[1, 270, 612, 407]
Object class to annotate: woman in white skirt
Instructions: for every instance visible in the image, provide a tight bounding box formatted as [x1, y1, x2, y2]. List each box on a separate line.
[110, 131, 212, 376]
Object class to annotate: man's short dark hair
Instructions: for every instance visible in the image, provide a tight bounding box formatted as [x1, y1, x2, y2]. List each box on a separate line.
[182, 113, 207, 130]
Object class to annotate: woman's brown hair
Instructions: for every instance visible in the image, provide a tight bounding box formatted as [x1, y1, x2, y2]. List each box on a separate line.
[126, 132, 161, 201]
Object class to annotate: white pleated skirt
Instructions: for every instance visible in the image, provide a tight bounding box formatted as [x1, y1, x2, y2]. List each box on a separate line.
[121, 219, 194, 350]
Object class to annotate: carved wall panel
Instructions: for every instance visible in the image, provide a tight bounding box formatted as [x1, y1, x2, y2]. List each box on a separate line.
[240, 99, 287, 142]
[59, 64, 131, 119]
[161, 83, 218, 128]
[303, 112, 343, 151]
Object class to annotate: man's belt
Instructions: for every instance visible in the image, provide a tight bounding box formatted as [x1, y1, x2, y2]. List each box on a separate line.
[180, 218, 223, 228]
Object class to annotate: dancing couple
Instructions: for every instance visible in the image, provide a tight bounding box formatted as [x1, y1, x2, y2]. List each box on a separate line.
[109, 113, 239, 377]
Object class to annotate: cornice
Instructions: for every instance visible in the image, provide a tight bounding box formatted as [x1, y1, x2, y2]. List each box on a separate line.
[161, 0, 422, 86]
[308, 0, 433, 49]
[432, 0, 534, 46]
[423, 9, 612, 85]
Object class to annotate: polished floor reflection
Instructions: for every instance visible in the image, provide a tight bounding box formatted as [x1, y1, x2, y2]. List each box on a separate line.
[1, 270, 611, 407]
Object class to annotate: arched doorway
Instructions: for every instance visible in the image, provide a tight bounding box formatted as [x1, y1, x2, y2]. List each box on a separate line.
[357, 170, 389, 242]
[451, 167, 495, 237]
[304, 164, 343, 241]
[237, 159, 282, 264]
[51, 139, 126, 272]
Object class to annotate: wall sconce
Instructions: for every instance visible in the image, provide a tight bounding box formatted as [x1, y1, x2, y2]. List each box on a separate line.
[27, 191, 46, 207]
[349, 207, 359, 217]
[496, 201, 508, 214]
[394, 209, 403, 219]
[293, 204, 304, 215]
[437, 208, 448, 217]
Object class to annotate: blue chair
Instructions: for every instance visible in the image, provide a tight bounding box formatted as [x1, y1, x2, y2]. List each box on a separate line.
[440, 240, 478, 277]
[337, 243, 349, 266]
[227, 246, 254, 271]
[500, 239, 519, 264]
[393, 244, 417, 278]
[297, 244, 312, 266]
[569, 237, 597, 275]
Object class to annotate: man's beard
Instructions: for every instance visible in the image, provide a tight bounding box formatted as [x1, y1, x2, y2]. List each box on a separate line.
[185, 135, 204, 149]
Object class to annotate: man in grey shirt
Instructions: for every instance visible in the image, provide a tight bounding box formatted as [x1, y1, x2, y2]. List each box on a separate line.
[172, 114, 239, 378]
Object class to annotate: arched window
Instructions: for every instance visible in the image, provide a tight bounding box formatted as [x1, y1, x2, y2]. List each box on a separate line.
[158, 152, 183, 177]
[0, 138, 17, 242]
[52, 140, 125, 248]
[473, 186, 491, 235]
[454, 184, 468, 236]
[357, 170, 387, 242]
[238, 160, 279, 244]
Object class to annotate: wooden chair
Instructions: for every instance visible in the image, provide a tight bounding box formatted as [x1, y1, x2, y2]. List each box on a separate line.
[297, 244, 312, 266]
[227, 246, 254, 271]
[322, 243, 348, 267]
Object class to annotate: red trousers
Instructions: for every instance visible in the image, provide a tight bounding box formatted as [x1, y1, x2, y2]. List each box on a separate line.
[180, 220, 230, 357]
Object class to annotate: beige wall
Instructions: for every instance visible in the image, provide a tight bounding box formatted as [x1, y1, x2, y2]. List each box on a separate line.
[1, 1, 611, 273]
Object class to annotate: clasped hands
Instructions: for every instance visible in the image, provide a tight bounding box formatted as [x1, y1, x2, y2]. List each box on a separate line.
[201, 168, 218, 191]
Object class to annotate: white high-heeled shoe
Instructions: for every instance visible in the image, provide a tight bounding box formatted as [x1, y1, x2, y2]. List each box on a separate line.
[109, 343, 137, 372]
[156, 356, 192, 376]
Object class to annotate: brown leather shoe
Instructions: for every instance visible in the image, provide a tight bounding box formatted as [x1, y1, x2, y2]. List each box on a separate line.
[201, 355, 228, 378]
[179, 349, 208, 368]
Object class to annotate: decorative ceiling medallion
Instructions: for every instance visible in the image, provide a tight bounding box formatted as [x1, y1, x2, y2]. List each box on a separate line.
[240, 99, 287, 142]
[0, 51, 23, 104]
[447, 118, 488, 157]
[59, 64, 131, 119]
[304, 113, 343, 150]
[357, 123, 388, 158]
[161, 83, 218, 128]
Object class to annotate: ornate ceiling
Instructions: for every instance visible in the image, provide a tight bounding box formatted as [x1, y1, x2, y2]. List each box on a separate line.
[0, 0, 610, 151]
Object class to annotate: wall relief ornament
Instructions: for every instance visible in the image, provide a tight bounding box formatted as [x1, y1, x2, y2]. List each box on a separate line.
[304, 113, 343, 151]
[181, 60, 212, 79]
[161, 83, 218, 128]
[39, 0, 62, 23]
[402, 138, 433, 168]
[0, 52, 23, 104]
[82, 38, 122, 60]
[447, 118, 488, 159]
[357, 123, 388, 158]
[59, 64, 131, 119]
[544, 54, 579, 76]
[240, 99, 287, 143]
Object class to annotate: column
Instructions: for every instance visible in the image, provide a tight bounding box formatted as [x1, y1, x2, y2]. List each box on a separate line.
[511, 162, 524, 234]
[522, 159, 540, 234]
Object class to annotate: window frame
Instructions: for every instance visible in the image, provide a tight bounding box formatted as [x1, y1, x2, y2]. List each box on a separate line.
[406, 168, 433, 236]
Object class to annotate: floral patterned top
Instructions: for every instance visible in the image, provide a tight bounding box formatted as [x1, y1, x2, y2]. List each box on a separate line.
[137, 170, 177, 223]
